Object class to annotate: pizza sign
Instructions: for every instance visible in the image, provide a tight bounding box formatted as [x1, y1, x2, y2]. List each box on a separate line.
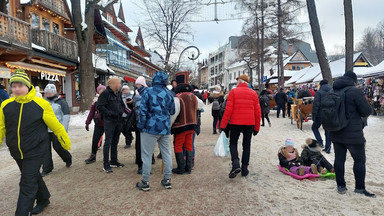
[41, 72, 59, 82]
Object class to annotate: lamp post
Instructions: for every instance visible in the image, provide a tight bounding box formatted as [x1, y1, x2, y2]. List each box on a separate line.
[177, 46, 201, 71]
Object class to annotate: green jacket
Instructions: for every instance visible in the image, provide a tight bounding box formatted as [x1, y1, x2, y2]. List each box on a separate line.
[0, 87, 71, 159]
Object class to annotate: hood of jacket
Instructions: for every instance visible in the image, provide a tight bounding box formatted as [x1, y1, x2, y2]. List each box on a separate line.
[333, 76, 355, 90]
[301, 144, 320, 153]
[14, 87, 36, 103]
[210, 91, 224, 99]
[152, 71, 168, 87]
[319, 83, 332, 92]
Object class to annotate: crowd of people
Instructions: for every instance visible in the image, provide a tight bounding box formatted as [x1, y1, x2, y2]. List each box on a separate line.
[0, 68, 377, 215]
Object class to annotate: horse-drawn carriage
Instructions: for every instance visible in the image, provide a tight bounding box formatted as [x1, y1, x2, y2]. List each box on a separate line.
[290, 97, 314, 130]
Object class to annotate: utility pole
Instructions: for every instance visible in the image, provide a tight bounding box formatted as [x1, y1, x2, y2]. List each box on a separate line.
[260, 0, 265, 90]
[277, 0, 284, 88]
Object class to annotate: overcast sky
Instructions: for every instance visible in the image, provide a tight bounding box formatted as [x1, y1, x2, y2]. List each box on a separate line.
[122, 0, 384, 61]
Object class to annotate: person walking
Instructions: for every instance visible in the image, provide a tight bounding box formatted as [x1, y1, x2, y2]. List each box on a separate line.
[97, 77, 127, 173]
[287, 88, 296, 118]
[274, 88, 288, 118]
[259, 90, 271, 127]
[121, 85, 134, 149]
[0, 69, 71, 215]
[132, 76, 148, 174]
[220, 74, 261, 178]
[312, 80, 332, 152]
[330, 71, 375, 197]
[136, 71, 175, 191]
[0, 80, 9, 102]
[84, 84, 106, 164]
[171, 72, 198, 175]
[210, 86, 224, 134]
[41, 83, 72, 177]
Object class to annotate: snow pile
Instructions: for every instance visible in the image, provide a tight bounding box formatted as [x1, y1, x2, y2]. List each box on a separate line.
[92, 53, 115, 74]
[97, 0, 116, 7]
[70, 111, 89, 127]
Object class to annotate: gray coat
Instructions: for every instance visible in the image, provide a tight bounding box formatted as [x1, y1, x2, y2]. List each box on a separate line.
[46, 97, 70, 132]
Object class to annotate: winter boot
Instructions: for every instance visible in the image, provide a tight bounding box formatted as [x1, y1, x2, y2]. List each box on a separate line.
[172, 152, 185, 174]
[241, 165, 249, 177]
[185, 151, 193, 174]
[229, 159, 241, 178]
[310, 164, 318, 174]
[213, 128, 217, 134]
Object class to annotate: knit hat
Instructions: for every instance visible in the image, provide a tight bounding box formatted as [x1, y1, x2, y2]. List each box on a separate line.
[175, 71, 190, 86]
[320, 79, 328, 86]
[344, 70, 357, 83]
[135, 76, 148, 87]
[44, 83, 57, 94]
[285, 139, 295, 147]
[96, 84, 106, 92]
[236, 74, 249, 83]
[122, 85, 130, 91]
[306, 138, 319, 148]
[10, 69, 32, 89]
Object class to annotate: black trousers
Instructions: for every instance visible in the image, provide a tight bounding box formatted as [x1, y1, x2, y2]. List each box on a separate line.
[122, 129, 133, 146]
[312, 157, 333, 171]
[287, 103, 292, 117]
[277, 103, 286, 118]
[334, 143, 366, 190]
[42, 133, 72, 172]
[15, 158, 50, 216]
[229, 125, 253, 168]
[91, 125, 104, 155]
[213, 116, 221, 131]
[103, 119, 122, 163]
[135, 129, 142, 168]
[261, 113, 270, 125]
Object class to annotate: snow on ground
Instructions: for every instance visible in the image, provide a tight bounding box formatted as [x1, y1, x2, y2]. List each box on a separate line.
[0, 105, 383, 215]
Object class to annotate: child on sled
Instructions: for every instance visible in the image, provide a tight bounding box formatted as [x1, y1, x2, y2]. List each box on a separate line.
[301, 138, 335, 174]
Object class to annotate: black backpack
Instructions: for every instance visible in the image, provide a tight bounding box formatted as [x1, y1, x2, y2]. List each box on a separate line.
[320, 86, 352, 132]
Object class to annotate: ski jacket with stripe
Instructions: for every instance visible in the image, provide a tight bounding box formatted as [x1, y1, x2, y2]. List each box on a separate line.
[0, 87, 71, 159]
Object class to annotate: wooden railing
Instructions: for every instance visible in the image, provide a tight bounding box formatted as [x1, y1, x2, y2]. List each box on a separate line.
[0, 12, 31, 49]
[35, 0, 69, 20]
[31, 29, 78, 61]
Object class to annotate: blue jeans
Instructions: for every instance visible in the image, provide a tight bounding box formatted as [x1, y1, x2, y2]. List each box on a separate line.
[312, 121, 331, 152]
[140, 132, 172, 182]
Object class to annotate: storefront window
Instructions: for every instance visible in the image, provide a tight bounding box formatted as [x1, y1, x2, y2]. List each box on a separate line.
[53, 22, 60, 34]
[31, 13, 40, 29]
[42, 17, 50, 31]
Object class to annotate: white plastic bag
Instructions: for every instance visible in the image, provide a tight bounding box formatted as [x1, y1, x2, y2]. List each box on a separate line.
[214, 132, 230, 157]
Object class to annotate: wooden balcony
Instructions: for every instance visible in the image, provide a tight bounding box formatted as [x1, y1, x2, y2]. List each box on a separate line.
[31, 29, 78, 61]
[35, 0, 70, 20]
[0, 12, 31, 49]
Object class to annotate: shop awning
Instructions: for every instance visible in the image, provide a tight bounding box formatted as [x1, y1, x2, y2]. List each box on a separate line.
[5, 62, 67, 77]
[0, 66, 11, 79]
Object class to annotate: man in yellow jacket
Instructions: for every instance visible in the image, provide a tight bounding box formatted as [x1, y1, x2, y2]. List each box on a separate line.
[0, 69, 71, 215]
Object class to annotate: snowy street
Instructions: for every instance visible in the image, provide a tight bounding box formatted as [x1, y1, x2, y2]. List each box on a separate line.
[0, 105, 383, 215]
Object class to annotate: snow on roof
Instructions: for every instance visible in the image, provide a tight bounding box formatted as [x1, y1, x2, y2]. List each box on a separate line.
[32, 43, 46, 51]
[20, 0, 31, 4]
[92, 53, 115, 74]
[228, 61, 247, 70]
[356, 60, 384, 78]
[101, 15, 126, 36]
[105, 29, 129, 50]
[98, 0, 116, 7]
[296, 52, 366, 84]
[285, 66, 312, 84]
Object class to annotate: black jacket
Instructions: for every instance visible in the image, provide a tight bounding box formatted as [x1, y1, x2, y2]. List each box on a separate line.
[301, 146, 323, 166]
[97, 87, 126, 122]
[312, 84, 332, 122]
[274, 91, 287, 105]
[278, 152, 303, 170]
[329, 76, 372, 144]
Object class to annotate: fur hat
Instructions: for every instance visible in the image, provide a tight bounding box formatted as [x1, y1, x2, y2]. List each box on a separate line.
[236, 74, 249, 83]
[175, 71, 190, 86]
[306, 138, 319, 148]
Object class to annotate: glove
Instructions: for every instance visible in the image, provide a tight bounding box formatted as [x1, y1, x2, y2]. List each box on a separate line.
[85, 124, 89, 131]
[253, 131, 259, 136]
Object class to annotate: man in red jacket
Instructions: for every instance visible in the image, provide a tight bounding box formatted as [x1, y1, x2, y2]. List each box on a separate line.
[220, 74, 261, 178]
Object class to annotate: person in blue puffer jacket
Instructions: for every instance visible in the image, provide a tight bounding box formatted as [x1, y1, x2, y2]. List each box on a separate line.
[136, 71, 175, 191]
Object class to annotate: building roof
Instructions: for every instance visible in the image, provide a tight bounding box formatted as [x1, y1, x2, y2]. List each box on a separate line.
[358, 60, 384, 78]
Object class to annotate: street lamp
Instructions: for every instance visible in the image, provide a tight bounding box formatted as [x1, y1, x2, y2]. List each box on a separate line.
[177, 46, 201, 71]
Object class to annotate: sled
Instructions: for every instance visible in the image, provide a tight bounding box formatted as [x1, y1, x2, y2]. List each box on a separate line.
[319, 171, 335, 178]
[277, 165, 320, 180]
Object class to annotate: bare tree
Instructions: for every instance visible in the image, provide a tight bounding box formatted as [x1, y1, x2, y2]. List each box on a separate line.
[141, 0, 200, 76]
[71, 0, 118, 111]
[356, 20, 384, 65]
[344, 0, 354, 73]
[306, 0, 332, 85]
